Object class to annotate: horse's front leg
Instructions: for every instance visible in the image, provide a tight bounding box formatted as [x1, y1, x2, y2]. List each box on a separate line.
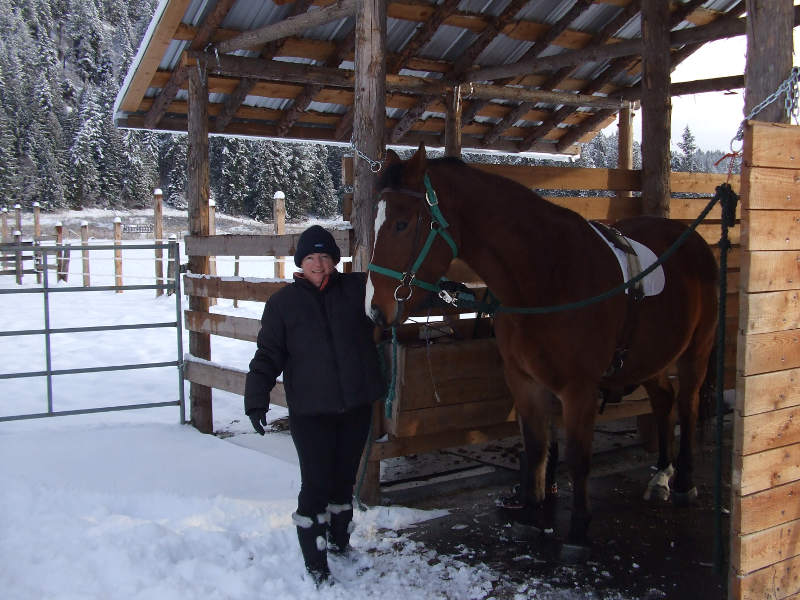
[503, 363, 557, 529]
[559, 383, 598, 555]
[643, 376, 676, 502]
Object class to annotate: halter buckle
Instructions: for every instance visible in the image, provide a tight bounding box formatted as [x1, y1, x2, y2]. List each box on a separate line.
[438, 289, 458, 307]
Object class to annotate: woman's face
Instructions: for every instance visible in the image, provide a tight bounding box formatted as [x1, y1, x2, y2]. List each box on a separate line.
[301, 252, 335, 287]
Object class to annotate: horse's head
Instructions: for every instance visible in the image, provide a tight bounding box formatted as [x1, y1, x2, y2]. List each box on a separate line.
[366, 144, 458, 327]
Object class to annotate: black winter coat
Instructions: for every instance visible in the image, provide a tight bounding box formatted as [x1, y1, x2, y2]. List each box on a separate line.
[244, 270, 384, 417]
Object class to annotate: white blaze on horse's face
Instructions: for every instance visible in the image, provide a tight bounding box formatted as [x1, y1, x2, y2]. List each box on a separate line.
[365, 199, 387, 319]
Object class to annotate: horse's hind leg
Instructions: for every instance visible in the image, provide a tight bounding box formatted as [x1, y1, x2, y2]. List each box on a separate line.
[642, 375, 676, 501]
[672, 342, 714, 504]
[559, 383, 598, 548]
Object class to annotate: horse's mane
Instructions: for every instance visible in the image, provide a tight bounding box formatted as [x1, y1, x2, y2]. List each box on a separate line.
[378, 156, 467, 190]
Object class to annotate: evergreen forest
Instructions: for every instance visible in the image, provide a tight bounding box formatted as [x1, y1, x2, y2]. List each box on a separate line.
[0, 0, 734, 222]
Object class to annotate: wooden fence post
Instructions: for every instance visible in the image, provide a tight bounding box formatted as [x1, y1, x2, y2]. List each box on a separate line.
[154, 188, 164, 297]
[273, 191, 286, 279]
[167, 234, 177, 296]
[81, 221, 90, 287]
[54, 222, 63, 282]
[13, 230, 22, 285]
[233, 255, 239, 308]
[14, 203, 21, 233]
[113, 217, 122, 292]
[208, 199, 217, 306]
[1, 207, 7, 243]
[32, 202, 40, 240]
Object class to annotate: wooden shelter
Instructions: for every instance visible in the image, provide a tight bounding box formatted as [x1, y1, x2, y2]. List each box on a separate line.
[115, 1, 799, 597]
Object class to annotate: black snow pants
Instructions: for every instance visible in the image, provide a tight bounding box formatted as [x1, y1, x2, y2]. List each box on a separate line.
[289, 404, 372, 519]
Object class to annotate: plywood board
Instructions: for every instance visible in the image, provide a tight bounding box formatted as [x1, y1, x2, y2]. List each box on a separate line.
[736, 405, 800, 456]
[741, 251, 800, 293]
[733, 478, 800, 536]
[737, 329, 800, 376]
[742, 166, 800, 210]
[740, 290, 800, 334]
[736, 368, 800, 416]
[734, 517, 800, 574]
[735, 440, 800, 498]
[745, 121, 800, 170]
[742, 211, 800, 251]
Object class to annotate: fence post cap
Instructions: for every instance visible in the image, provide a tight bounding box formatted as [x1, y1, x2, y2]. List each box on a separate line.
[13, 230, 21, 236]
[14, 203, 21, 209]
[113, 217, 122, 223]
[81, 221, 89, 227]
[168, 234, 177, 240]
[209, 199, 216, 208]
[273, 191, 285, 200]
[154, 188, 163, 196]
[1, 207, 7, 213]
[33, 201, 40, 207]
[55, 221, 62, 227]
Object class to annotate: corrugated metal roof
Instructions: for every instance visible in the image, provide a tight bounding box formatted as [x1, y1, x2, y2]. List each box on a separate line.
[115, 0, 749, 154]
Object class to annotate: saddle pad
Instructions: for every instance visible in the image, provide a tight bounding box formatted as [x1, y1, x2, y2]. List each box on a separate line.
[588, 222, 665, 297]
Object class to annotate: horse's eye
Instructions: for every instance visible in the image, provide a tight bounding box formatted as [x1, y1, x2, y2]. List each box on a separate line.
[395, 221, 408, 232]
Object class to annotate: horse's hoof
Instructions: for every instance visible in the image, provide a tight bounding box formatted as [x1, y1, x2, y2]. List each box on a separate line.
[671, 486, 698, 506]
[559, 542, 591, 564]
[643, 484, 670, 502]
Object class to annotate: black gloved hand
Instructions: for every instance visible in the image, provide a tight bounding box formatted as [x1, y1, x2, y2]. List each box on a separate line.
[248, 409, 268, 435]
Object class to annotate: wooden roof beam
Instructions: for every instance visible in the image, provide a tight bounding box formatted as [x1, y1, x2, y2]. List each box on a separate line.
[214, 0, 356, 53]
[481, 0, 594, 147]
[466, 9, 770, 83]
[389, 0, 529, 144]
[215, 0, 316, 132]
[144, 0, 237, 129]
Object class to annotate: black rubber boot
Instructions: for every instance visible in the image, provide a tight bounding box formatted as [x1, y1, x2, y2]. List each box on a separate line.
[293, 512, 331, 586]
[327, 503, 354, 555]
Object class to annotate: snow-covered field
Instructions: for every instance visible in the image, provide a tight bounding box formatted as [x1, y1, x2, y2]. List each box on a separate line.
[0, 213, 498, 600]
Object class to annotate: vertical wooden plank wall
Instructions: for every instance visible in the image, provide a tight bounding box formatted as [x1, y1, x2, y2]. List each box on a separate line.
[730, 121, 800, 599]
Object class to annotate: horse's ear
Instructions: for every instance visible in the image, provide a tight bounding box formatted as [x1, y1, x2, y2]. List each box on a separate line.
[405, 142, 427, 184]
[384, 149, 401, 167]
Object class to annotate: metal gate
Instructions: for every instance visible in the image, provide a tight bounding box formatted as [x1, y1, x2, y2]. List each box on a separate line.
[0, 241, 185, 422]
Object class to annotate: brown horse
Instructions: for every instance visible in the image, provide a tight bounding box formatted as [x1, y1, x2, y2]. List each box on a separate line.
[365, 145, 719, 554]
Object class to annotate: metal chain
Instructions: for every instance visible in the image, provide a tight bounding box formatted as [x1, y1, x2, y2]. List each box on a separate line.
[350, 137, 384, 173]
[732, 66, 800, 150]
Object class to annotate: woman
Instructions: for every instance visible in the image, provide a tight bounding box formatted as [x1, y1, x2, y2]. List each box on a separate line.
[244, 225, 384, 585]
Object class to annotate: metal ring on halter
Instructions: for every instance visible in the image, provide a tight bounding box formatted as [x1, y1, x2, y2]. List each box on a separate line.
[370, 161, 382, 173]
[394, 283, 413, 302]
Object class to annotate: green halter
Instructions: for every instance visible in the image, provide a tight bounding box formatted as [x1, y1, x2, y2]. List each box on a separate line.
[368, 173, 458, 301]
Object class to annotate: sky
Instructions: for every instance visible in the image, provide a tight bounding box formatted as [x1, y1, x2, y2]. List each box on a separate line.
[1, 209, 635, 600]
[604, 28, 800, 153]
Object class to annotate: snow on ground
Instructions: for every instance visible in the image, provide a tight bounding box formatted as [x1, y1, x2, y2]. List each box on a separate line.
[0, 216, 498, 599]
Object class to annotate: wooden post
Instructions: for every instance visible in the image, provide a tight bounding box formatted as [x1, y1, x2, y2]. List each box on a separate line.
[54, 222, 63, 282]
[744, 0, 793, 124]
[81, 221, 90, 287]
[444, 86, 463, 158]
[113, 217, 122, 292]
[13, 230, 22, 285]
[353, 0, 387, 504]
[617, 103, 634, 200]
[352, 0, 386, 272]
[640, 0, 671, 217]
[187, 57, 213, 434]
[14, 203, 21, 233]
[167, 234, 177, 297]
[32, 202, 40, 240]
[1, 207, 7, 243]
[154, 188, 164, 297]
[208, 199, 217, 305]
[233, 255, 239, 307]
[273, 191, 286, 279]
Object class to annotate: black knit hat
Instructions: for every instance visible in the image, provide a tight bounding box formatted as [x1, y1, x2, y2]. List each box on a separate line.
[294, 225, 341, 267]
